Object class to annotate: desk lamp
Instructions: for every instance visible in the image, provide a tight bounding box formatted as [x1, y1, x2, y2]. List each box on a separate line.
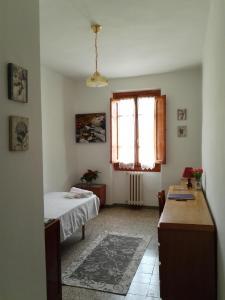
[182, 167, 193, 189]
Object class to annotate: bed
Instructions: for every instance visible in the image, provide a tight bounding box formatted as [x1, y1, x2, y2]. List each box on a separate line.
[44, 192, 100, 242]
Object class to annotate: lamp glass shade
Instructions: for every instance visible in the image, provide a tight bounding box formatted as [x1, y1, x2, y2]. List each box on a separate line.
[182, 167, 193, 178]
[86, 71, 108, 87]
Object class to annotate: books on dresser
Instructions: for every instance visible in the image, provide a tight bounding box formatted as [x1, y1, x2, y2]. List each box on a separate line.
[168, 193, 194, 200]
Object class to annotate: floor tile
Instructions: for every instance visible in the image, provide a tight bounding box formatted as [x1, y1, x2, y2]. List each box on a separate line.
[155, 257, 160, 264]
[150, 275, 160, 284]
[152, 266, 159, 276]
[141, 256, 156, 265]
[143, 249, 157, 257]
[128, 282, 149, 296]
[132, 272, 151, 284]
[147, 284, 160, 298]
[149, 281, 160, 288]
[137, 263, 154, 274]
[125, 294, 146, 300]
[61, 207, 159, 300]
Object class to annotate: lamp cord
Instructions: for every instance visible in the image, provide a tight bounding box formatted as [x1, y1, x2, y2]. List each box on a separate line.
[95, 31, 98, 73]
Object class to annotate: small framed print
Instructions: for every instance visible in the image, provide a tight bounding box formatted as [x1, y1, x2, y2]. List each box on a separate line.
[9, 116, 29, 151]
[8, 63, 28, 103]
[177, 126, 187, 137]
[177, 108, 187, 121]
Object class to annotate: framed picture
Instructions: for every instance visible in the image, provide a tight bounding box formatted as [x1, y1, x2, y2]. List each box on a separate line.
[177, 108, 187, 120]
[76, 113, 106, 143]
[177, 126, 187, 137]
[9, 116, 29, 151]
[8, 63, 28, 103]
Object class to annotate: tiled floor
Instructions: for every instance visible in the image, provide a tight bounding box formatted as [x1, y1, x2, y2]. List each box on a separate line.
[61, 206, 160, 300]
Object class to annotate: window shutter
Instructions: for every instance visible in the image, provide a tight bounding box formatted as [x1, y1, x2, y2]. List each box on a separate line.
[110, 98, 118, 163]
[156, 95, 166, 164]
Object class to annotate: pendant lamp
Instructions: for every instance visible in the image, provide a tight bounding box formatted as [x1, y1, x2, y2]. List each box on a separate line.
[86, 24, 108, 87]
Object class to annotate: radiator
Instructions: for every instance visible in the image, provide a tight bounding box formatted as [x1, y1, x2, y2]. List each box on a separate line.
[128, 173, 143, 206]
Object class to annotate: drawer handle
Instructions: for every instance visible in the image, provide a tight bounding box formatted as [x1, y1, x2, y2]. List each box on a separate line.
[158, 242, 160, 247]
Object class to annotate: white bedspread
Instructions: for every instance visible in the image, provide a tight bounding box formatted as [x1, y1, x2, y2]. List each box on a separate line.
[44, 192, 100, 242]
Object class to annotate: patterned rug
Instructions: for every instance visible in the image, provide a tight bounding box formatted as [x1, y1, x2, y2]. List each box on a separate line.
[62, 232, 150, 295]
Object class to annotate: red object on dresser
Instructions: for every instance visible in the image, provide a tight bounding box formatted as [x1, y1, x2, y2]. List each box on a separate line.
[74, 183, 106, 209]
[182, 167, 194, 189]
[182, 167, 193, 178]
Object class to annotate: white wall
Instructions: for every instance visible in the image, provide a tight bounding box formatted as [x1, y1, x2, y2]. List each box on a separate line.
[202, 0, 225, 298]
[74, 68, 202, 206]
[41, 66, 78, 192]
[0, 1, 46, 300]
[42, 67, 202, 206]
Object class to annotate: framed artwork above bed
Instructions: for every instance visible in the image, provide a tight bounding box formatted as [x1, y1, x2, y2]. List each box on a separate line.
[75, 113, 106, 143]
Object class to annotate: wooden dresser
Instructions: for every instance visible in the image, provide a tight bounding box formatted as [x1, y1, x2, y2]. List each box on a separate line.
[45, 219, 62, 300]
[74, 183, 106, 208]
[158, 186, 216, 300]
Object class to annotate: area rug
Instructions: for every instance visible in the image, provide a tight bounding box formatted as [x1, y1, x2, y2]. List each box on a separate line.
[62, 232, 150, 295]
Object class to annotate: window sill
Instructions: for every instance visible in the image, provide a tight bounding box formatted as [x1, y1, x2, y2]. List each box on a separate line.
[112, 163, 161, 172]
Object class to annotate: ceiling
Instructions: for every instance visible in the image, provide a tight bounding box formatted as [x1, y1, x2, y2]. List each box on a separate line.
[40, 0, 210, 79]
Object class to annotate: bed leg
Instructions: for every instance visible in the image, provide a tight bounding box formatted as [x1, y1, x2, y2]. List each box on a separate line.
[82, 225, 85, 240]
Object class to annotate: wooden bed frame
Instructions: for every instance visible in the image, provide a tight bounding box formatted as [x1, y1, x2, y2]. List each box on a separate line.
[82, 225, 85, 240]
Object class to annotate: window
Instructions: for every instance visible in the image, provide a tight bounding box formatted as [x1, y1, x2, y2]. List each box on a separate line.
[110, 90, 166, 172]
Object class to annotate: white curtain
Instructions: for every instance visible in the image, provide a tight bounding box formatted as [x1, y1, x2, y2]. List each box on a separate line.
[138, 97, 156, 169]
[117, 99, 135, 167]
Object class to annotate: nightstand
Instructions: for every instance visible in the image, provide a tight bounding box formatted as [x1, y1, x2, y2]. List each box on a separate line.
[74, 183, 106, 208]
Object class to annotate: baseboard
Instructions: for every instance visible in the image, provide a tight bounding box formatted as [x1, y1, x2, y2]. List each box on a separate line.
[104, 203, 158, 210]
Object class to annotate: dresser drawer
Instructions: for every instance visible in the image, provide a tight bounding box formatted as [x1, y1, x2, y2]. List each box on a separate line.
[158, 227, 216, 300]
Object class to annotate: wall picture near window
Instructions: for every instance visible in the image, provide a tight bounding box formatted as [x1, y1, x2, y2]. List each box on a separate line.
[177, 108, 187, 120]
[76, 113, 106, 143]
[177, 126, 187, 137]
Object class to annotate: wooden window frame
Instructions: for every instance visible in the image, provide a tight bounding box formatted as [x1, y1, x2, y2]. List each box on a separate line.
[110, 89, 166, 172]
